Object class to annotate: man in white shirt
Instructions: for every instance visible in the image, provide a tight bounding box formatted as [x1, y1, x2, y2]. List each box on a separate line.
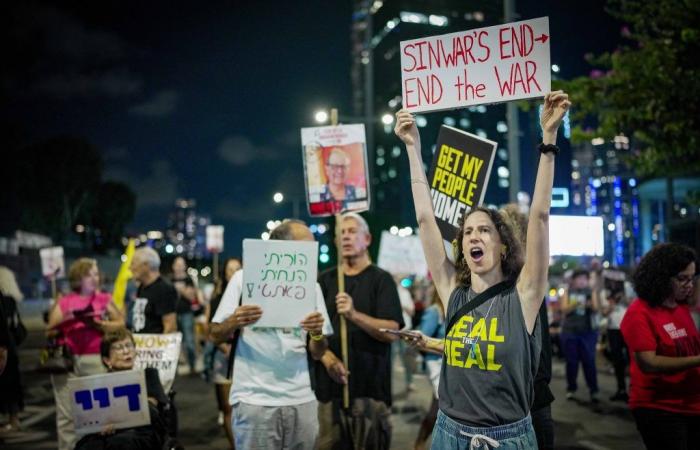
[210, 219, 333, 450]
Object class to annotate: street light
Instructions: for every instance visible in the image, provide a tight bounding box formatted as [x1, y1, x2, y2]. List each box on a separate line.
[315, 110, 329, 123]
[312, 109, 394, 126]
[273, 192, 284, 203]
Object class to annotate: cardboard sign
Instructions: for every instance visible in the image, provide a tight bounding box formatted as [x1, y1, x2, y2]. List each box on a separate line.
[377, 231, 428, 277]
[301, 124, 370, 216]
[68, 370, 149, 435]
[40, 246, 65, 278]
[242, 239, 318, 328]
[206, 225, 225, 253]
[133, 332, 182, 393]
[400, 17, 551, 112]
[427, 125, 497, 242]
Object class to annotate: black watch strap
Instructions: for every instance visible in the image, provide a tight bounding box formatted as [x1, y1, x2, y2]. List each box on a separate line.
[538, 143, 560, 155]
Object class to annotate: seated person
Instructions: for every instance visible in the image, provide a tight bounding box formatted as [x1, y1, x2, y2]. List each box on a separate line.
[75, 329, 178, 450]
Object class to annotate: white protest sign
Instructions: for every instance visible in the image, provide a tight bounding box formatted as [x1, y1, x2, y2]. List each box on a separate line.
[68, 370, 149, 435]
[401, 17, 550, 112]
[377, 231, 428, 278]
[133, 332, 182, 393]
[40, 246, 65, 278]
[206, 225, 225, 253]
[242, 239, 318, 328]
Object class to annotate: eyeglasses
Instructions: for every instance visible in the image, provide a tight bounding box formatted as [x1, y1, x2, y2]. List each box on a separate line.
[673, 274, 699, 286]
[326, 163, 349, 171]
[111, 342, 135, 353]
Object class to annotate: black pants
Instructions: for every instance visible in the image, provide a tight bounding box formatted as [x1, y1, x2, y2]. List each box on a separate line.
[633, 408, 700, 450]
[531, 405, 554, 450]
[607, 329, 628, 392]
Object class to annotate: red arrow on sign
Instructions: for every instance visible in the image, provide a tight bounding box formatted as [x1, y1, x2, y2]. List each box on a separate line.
[535, 33, 549, 44]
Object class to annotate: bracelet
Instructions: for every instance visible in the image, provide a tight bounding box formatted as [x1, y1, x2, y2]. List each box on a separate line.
[309, 332, 324, 341]
[538, 143, 560, 155]
[410, 179, 429, 186]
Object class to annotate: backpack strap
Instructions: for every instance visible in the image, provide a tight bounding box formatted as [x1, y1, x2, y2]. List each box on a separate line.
[445, 280, 515, 337]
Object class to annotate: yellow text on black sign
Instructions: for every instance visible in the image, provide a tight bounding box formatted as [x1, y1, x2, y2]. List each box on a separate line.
[430, 144, 485, 227]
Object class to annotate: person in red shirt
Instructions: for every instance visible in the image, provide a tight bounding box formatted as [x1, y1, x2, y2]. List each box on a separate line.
[620, 243, 700, 450]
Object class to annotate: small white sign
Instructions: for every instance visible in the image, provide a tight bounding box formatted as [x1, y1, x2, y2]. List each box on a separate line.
[69, 370, 149, 435]
[400, 17, 551, 113]
[40, 246, 65, 278]
[377, 231, 428, 278]
[133, 332, 182, 393]
[550, 215, 604, 256]
[206, 225, 225, 253]
[242, 239, 318, 328]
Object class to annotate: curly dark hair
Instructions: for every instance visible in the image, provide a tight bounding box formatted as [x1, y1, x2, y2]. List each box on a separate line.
[633, 243, 697, 307]
[454, 207, 523, 287]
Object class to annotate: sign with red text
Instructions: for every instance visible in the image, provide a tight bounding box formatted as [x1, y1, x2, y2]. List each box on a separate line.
[401, 17, 550, 112]
[242, 239, 318, 328]
[301, 124, 370, 216]
[428, 126, 497, 242]
[40, 246, 65, 278]
[206, 225, 225, 253]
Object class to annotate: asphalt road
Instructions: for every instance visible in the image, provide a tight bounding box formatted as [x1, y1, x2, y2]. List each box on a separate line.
[2, 300, 643, 449]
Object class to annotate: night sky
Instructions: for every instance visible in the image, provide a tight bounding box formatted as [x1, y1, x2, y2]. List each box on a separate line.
[3, 0, 621, 257]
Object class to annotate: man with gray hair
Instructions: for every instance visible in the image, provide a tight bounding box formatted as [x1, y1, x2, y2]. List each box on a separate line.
[315, 212, 404, 450]
[210, 219, 333, 450]
[129, 247, 177, 333]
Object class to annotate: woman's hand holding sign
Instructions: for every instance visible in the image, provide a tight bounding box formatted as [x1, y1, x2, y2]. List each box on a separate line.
[540, 90, 571, 138]
[394, 110, 419, 147]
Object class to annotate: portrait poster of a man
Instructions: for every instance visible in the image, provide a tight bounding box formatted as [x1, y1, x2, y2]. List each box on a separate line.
[301, 124, 369, 216]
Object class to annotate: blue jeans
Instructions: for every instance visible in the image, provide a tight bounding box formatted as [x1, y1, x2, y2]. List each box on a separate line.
[560, 331, 598, 393]
[431, 410, 537, 449]
[177, 311, 196, 370]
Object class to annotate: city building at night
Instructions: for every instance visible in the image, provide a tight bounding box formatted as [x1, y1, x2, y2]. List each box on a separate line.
[166, 198, 211, 259]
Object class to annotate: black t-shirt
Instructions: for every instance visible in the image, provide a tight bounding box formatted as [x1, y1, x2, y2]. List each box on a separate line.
[562, 287, 593, 334]
[314, 265, 404, 406]
[131, 277, 177, 334]
[533, 301, 555, 410]
[171, 275, 196, 314]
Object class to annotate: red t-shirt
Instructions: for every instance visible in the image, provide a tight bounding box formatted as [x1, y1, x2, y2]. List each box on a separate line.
[620, 298, 700, 414]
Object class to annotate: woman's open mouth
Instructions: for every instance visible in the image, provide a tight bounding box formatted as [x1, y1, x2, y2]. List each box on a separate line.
[469, 247, 484, 262]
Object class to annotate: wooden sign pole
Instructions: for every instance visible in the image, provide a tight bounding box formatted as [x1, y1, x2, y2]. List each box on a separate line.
[331, 107, 350, 410]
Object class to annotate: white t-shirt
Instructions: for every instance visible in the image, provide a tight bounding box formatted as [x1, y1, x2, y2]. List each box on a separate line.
[212, 270, 333, 406]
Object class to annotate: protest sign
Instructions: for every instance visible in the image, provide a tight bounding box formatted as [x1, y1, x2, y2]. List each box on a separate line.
[40, 246, 65, 278]
[242, 239, 318, 328]
[68, 370, 149, 435]
[206, 225, 225, 253]
[401, 17, 550, 112]
[427, 125, 497, 242]
[133, 332, 182, 393]
[301, 124, 370, 216]
[377, 231, 428, 277]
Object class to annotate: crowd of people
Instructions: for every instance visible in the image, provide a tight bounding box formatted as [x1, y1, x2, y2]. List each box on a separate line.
[0, 91, 699, 450]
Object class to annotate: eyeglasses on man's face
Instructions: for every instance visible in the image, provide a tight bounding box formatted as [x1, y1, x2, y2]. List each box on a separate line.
[326, 163, 349, 172]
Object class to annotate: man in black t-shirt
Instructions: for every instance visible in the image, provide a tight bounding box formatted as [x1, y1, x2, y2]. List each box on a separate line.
[315, 212, 404, 450]
[129, 247, 177, 334]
